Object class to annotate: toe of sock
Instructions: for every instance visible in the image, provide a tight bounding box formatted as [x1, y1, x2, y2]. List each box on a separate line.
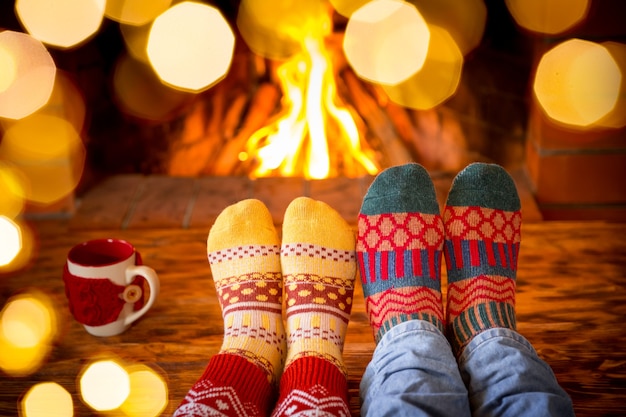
[446, 163, 520, 211]
[208, 199, 278, 251]
[361, 163, 439, 215]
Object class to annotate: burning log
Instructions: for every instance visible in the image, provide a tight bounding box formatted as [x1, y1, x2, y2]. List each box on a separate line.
[210, 82, 281, 175]
[341, 69, 414, 168]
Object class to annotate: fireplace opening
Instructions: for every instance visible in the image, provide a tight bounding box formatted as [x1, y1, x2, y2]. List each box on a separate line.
[0, 0, 534, 195]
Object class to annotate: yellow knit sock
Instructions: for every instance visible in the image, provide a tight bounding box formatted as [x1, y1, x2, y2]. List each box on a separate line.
[281, 197, 356, 375]
[207, 199, 286, 384]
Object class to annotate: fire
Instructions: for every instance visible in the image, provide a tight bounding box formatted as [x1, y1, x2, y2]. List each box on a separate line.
[242, 27, 380, 179]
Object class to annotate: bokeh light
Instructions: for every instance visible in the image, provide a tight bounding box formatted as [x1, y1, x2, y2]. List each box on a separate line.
[21, 382, 73, 417]
[329, 0, 370, 18]
[597, 41, 626, 129]
[120, 22, 151, 63]
[505, 0, 589, 35]
[0, 219, 33, 274]
[343, 0, 430, 86]
[534, 39, 621, 127]
[105, 0, 172, 26]
[15, 0, 106, 48]
[0, 216, 22, 267]
[113, 53, 192, 122]
[120, 364, 169, 417]
[407, 0, 486, 56]
[0, 291, 58, 376]
[147, 1, 235, 92]
[0, 44, 17, 93]
[0, 114, 86, 205]
[39, 70, 87, 133]
[0, 31, 56, 120]
[0, 164, 26, 219]
[382, 25, 463, 109]
[79, 359, 130, 411]
[237, 0, 330, 60]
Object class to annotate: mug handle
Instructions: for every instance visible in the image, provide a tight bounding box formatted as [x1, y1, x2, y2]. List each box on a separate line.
[122, 265, 160, 327]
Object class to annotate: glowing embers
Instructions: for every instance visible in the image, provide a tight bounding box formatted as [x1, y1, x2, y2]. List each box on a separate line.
[0, 31, 56, 120]
[343, 0, 430, 86]
[0, 292, 58, 376]
[534, 39, 622, 128]
[147, 1, 235, 92]
[243, 36, 379, 179]
[505, 0, 590, 35]
[15, 0, 105, 48]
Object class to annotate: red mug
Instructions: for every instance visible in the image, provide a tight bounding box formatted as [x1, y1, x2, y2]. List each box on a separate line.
[63, 239, 159, 336]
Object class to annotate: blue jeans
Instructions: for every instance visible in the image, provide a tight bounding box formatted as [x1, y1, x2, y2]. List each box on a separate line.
[361, 320, 575, 417]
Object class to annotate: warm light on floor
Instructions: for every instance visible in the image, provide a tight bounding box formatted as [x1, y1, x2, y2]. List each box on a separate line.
[21, 382, 74, 417]
[79, 359, 131, 411]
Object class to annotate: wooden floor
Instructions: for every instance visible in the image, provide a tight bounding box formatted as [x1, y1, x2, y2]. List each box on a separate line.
[1, 173, 625, 416]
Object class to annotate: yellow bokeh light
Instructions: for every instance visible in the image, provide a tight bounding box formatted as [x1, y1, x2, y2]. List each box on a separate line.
[0, 44, 17, 93]
[407, 0, 487, 56]
[120, 22, 151, 63]
[79, 360, 131, 411]
[21, 382, 73, 417]
[505, 0, 589, 35]
[343, 0, 430, 86]
[15, 0, 106, 48]
[534, 39, 622, 127]
[0, 219, 34, 273]
[329, 0, 370, 17]
[1, 293, 56, 348]
[147, 1, 235, 92]
[597, 41, 626, 129]
[0, 291, 57, 376]
[0, 216, 22, 267]
[237, 0, 330, 60]
[0, 114, 85, 205]
[120, 365, 169, 417]
[383, 25, 463, 110]
[113, 53, 192, 121]
[0, 163, 26, 219]
[0, 31, 56, 120]
[105, 0, 172, 26]
[39, 71, 87, 134]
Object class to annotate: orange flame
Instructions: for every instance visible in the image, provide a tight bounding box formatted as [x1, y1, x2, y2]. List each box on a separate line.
[244, 32, 379, 179]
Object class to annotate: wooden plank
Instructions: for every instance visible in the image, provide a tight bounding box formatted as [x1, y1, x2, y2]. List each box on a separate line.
[308, 176, 365, 225]
[125, 176, 196, 229]
[69, 174, 144, 230]
[1, 222, 625, 416]
[188, 176, 252, 229]
[252, 177, 306, 225]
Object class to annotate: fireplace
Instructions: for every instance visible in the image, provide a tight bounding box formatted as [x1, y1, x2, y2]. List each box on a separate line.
[70, 0, 530, 190]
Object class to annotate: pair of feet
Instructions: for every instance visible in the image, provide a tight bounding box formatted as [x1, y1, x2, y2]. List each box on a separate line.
[359, 162, 521, 355]
[207, 161, 521, 386]
[207, 196, 357, 387]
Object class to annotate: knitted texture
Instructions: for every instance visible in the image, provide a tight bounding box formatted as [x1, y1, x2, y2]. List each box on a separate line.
[444, 163, 522, 355]
[174, 199, 285, 417]
[357, 164, 444, 343]
[275, 197, 355, 415]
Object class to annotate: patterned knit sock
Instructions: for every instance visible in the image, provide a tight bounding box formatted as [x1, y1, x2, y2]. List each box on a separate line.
[357, 163, 445, 343]
[175, 199, 286, 417]
[444, 163, 522, 356]
[272, 197, 356, 417]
